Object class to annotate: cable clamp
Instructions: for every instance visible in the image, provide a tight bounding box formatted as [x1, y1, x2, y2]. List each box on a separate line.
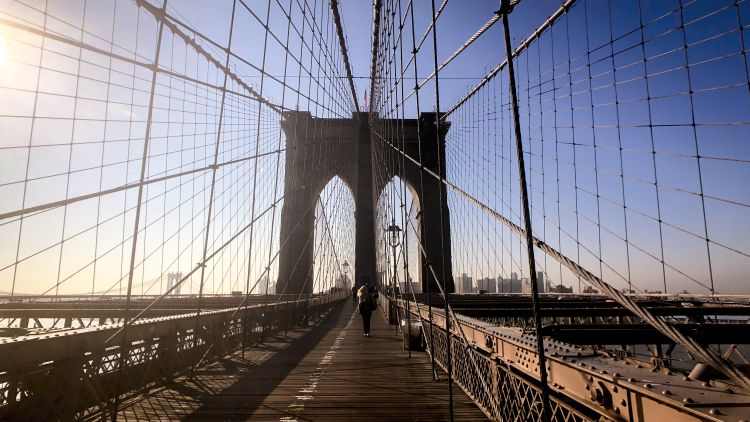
[495, 0, 515, 15]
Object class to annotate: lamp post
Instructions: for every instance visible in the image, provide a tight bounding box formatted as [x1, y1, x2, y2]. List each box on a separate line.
[342, 260, 350, 284]
[385, 223, 401, 325]
[342, 260, 350, 301]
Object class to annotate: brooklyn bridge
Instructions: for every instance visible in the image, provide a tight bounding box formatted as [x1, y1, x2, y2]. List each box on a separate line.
[1, 0, 749, 420]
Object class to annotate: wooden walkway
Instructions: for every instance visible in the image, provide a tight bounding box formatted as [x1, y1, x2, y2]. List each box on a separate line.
[118, 302, 487, 421]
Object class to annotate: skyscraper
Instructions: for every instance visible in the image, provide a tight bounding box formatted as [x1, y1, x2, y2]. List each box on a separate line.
[538, 271, 545, 293]
[476, 277, 496, 293]
[522, 273, 545, 294]
[458, 273, 473, 293]
[257, 276, 275, 294]
[499, 272, 522, 293]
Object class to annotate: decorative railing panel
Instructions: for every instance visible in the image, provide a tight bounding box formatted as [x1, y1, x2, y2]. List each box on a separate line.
[0, 295, 345, 419]
[397, 298, 750, 421]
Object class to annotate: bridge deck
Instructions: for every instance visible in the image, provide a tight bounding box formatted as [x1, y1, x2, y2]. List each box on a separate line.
[119, 302, 486, 421]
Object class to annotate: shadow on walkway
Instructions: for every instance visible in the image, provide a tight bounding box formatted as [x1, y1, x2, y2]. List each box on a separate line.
[183, 302, 349, 420]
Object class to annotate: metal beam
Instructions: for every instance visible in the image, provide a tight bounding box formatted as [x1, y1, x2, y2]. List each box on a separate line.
[400, 299, 750, 421]
[543, 323, 750, 346]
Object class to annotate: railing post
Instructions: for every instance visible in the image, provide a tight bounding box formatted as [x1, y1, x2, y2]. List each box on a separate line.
[499, 0, 551, 420]
[161, 332, 177, 381]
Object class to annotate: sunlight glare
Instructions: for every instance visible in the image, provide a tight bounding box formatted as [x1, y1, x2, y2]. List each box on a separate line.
[0, 37, 6, 66]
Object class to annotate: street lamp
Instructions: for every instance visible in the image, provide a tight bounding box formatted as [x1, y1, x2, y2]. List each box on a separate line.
[385, 224, 401, 325]
[386, 224, 401, 248]
[342, 260, 350, 289]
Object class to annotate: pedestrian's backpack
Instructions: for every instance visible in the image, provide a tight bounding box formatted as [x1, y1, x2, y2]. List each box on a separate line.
[358, 294, 370, 312]
[367, 289, 378, 310]
[357, 289, 374, 310]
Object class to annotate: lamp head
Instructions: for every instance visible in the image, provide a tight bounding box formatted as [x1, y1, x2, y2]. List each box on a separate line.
[385, 224, 402, 247]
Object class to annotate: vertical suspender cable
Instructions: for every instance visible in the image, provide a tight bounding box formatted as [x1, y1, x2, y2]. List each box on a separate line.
[112, 0, 168, 419]
[192, 0, 239, 372]
[499, 0, 551, 420]
[407, 0, 438, 382]
[428, 0, 453, 419]
[396, 0, 412, 357]
[248, 0, 273, 345]
[256, 0, 295, 351]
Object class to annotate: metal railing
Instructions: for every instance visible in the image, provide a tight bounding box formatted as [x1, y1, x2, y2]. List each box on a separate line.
[0, 293, 346, 420]
[393, 296, 750, 421]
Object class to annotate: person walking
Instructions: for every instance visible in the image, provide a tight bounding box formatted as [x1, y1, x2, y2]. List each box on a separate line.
[357, 280, 377, 336]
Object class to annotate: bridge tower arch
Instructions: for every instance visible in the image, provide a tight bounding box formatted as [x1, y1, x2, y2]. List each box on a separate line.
[312, 176, 356, 293]
[376, 175, 423, 293]
[277, 111, 454, 294]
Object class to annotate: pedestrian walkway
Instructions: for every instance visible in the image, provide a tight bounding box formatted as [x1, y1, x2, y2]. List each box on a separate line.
[118, 301, 487, 421]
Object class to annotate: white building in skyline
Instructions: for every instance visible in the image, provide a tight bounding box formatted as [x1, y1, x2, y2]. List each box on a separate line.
[458, 273, 473, 293]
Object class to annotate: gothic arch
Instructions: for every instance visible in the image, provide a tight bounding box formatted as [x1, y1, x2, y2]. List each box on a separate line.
[377, 176, 423, 292]
[312, 175, 356, 293]
[277, 111, 454, 294]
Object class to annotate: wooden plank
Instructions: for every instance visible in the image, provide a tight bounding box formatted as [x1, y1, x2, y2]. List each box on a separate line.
[118, 302, 487, 421]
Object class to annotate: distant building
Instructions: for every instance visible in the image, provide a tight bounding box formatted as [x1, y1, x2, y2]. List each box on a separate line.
[521, 278, 531, 294]
[538, 272, 545, 293]
[257, 276, 275, 294]
[583, 285, 599, 294]
[549, 284, 573, 293]
[522, 272, 545, 294]
[458, 273, 473, 293]
[476, 277, 496, 293]
[499, 272, 522, 293]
